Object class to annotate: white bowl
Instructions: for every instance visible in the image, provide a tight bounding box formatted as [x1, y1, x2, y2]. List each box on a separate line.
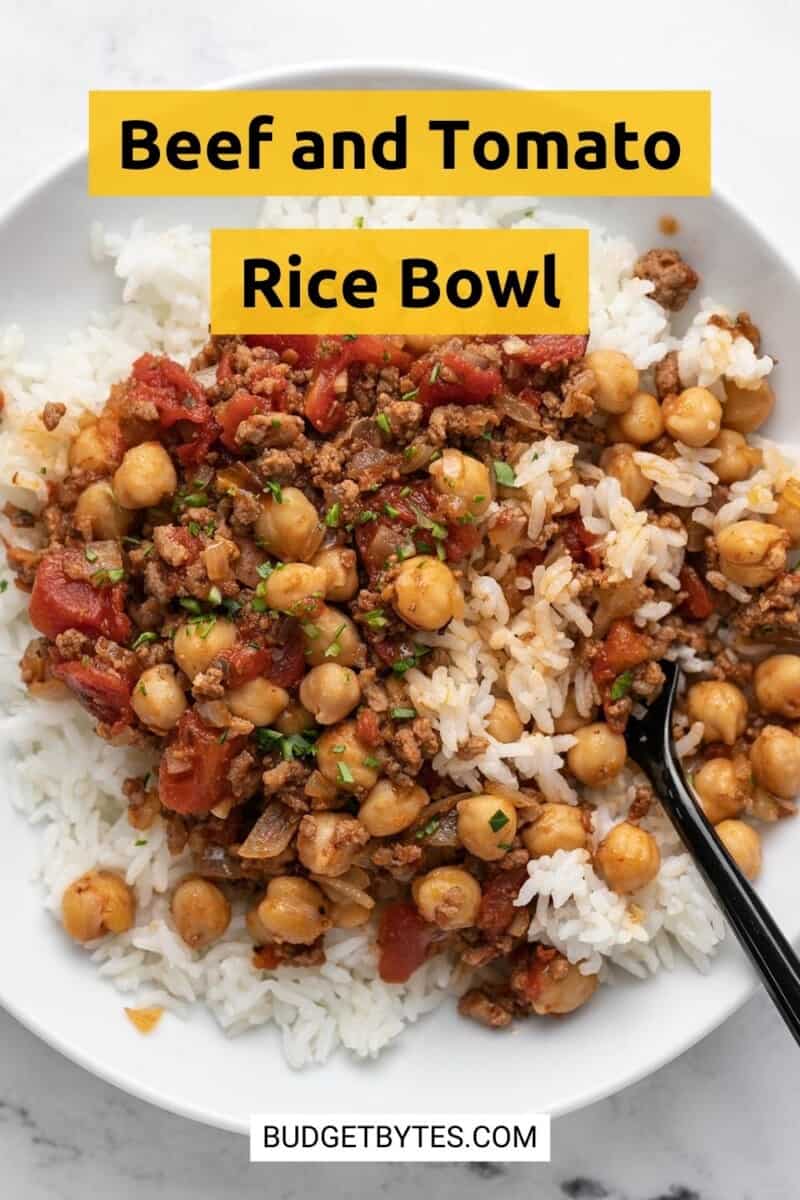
[1, 62, 797, 1134]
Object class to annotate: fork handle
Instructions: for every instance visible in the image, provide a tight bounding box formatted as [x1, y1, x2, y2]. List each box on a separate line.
[642, 758, 800, 1044]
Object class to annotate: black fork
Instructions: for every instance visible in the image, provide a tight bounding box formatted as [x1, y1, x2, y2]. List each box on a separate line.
[624, 659, 800, 1044]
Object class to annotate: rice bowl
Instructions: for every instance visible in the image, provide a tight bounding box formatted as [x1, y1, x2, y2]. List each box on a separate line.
[1, 64, 800, 1131]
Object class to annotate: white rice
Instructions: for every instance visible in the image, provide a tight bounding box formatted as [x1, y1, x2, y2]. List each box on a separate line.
[0, 195, 786, 1063]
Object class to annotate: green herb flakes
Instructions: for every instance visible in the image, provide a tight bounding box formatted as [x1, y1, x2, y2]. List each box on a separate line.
[610, 671, 634, 701]
[489, 809, 510, 833]
[493, 461, 518, 488]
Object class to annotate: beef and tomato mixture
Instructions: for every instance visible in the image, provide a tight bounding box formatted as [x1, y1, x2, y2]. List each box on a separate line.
[12, 244, 800, 1028]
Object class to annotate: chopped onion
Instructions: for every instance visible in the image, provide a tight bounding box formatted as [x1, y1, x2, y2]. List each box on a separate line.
[238, 801, 301, 859]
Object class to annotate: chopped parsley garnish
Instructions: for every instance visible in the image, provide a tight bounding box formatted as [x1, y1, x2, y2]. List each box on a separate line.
[251, 597, 268, 613]
[302, 621, 320, 639]
[179, 597, 203, 615]
[91, 567, 126, 588]
[364, 608, 388, 628]
[207, 585, 222, 606]
[489, 809, 510, 833]
[84, 546, 98, 563]
[134, 839, 148, 847]
[218, 730, 229, 744]
[391, 644, 430, 675]
[342, 333, 358, 341]
[255, 727, 318, 761]
[264, 480, 283, 503]
[324, 502, 341, 528]
[415, 817, 440, 840]
[221, 597, 242, 618]
[194, 616, 218, 639]
[610, 670, 634, 701]
[391, 707, 416, 720]
[493, 460, 518, 488]
[410, 503, 447, 540]
[429, 361, 442, 384]
[397, 541, 415, 561]
[357, 509, 377, 525]
[0, 580, 8, 594]
[375, 412, 391, 436]
[337, 761, 354, 785]
[384, 502, 400, 519]
[324, 622, 347, 658]
[182, 491, 208, 508]
[353, 215, 365, 229]
[331, 744, 346, 755]
[131, 631, 158, 650]
[363, 755, 381, 768]
[400, 486, 411, 497]
[401, 387, 419, 401]
[188, 521, 201, 537]
[256, 561, 274, 579]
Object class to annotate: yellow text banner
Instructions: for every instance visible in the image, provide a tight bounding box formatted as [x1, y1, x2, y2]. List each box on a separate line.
[210, 228, 589, 336]
[90, 90, 710, 196]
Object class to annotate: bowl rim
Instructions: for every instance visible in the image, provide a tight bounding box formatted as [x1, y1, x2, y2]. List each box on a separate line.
[1, 56, 796, 1135]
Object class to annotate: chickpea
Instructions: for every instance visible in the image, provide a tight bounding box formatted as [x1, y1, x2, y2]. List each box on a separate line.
[750, 725, 800, 799]
[412, 866, 481, 930]
[723, 378, 775, 434]
[522, 803, 588, 857]
[686, 680, 747, 746]
[607, 391, 664, 446]
[112, 442, 177, 510]
[709, 429, 762, 485]
[393, 555, 461, 631]
[716, 520, 788, 588]
[457, 794, 518, 861]
[68, 421, 119, 473]
[316, 721, 380, 792]
[554, 689, 596, 734]
[693, 758, 746, 825]
[567, 723, 627, 787]
[330, 900, 371, 929]
[303, 604, 362, 668]
[600, 444, 652, 508]
[74, 480, 133, 540]
[262, 562, 327, 615]
[526, 952, 599, 1016]
[173, 618, 237, 681]
[429, 448, 492, 519]
[171, 877, 231, 950]
[754, 655, 800, 719]
[275, 700, 315, 735]
[61, 870, 135, 943]
[226, 678, 289, 726]
[256, 876, 330, 944]
[311, 546, 359, 602]
[359, 779, 427, 837]
[296, 812, 370, 877]
[595, 821, 661, 894]
[770, 478, 800, 548]
[131, 664, 187, 733]
[586, 349, 639, 414]
[716, 819, 762, 880]
[662, 387, 722, 448]
[254, 486, 324, 562]
[486, 697, 524, 743]
[299, 663, 360, 725]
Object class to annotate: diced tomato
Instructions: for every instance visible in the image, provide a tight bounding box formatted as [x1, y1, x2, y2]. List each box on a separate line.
[355, 482, 433, 578]
[158, 710, 246, 815]
[304, 336, 411, 434]
[515, 945, 559, 1006]
[243, 334, 320, 368]
[29, 549, 131, 643]
[409, 350, 502, 412]
[499, 334, 588, 368]
[377, 902, 435, 984]
[130, 354, 217, 465]
[218, 390, 269, 452]
[218, 620, 305, 690]
[444, 521, 482, 563]
[477, 868, 528, 937]
[52, 660, 134, 731]
[562, 513, 603, 569]
[514, 549, 547, 577]
[252, 944, 283, 970]
[679, 565, 714, 621]
[355, 707, 381, 747]
[592, 618, 652, 688]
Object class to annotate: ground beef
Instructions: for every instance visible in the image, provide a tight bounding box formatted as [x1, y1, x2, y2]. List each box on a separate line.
[262, 760, 310, 810]
[733, 572, 800, 639]
[427, 404, 500, 443]
[654, 350, 681, 399]
[228, 750, 260, 800]
[384, 398, 424, 439]
[40, 402, 67, 431]
[19, 637, 51, 687]
[53, 628, 92, 659]
[457, 987, 514, 1029]
[230, 489, 262, 529]
[370, 841, 423, 876]
[633, 248, 699, 311]
[560, 363, 596, 419]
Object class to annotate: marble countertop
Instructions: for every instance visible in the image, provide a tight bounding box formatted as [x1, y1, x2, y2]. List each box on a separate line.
[3, 1, 800, 1195]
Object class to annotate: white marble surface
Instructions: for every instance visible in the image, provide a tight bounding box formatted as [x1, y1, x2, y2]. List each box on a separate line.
[3, 0, 800, 1194]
